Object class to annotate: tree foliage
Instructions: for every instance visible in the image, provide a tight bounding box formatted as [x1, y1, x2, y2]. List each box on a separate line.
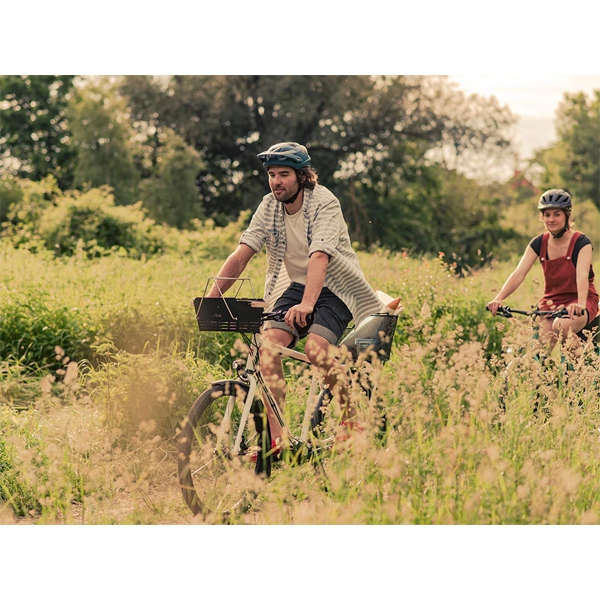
[136, 128, 206, 228]
[532, 90, 600, 209]
[0, 75, 76, 188]
[0, 75, 539, 268]
[120, 75, 516, 219]
[67, 79, 140, 205]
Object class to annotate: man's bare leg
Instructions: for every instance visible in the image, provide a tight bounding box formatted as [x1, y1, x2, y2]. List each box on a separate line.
[259, 328, 294, 444]
[304, 333, 354, 423]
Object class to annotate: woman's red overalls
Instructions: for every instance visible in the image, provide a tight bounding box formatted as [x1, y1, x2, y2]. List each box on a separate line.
[538, 231, 599, 324]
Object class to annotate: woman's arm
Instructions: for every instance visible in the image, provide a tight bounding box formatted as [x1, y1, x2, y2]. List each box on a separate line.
[570, 243, 593, 318]
[487, 245, 538, 314]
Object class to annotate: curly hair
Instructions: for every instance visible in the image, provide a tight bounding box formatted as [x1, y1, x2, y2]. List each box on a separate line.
[297, 166, 318, 190]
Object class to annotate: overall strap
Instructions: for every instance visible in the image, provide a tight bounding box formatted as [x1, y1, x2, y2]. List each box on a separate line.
[539, 232, 550, 263]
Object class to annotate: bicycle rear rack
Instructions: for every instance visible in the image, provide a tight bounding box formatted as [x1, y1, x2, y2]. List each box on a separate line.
[339, 313, 398, 363]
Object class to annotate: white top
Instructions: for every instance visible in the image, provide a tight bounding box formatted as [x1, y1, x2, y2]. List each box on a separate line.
[283, 208, 309, 284]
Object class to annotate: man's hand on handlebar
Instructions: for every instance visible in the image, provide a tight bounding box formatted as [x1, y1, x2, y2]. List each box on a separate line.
[285, 302, 314, 329]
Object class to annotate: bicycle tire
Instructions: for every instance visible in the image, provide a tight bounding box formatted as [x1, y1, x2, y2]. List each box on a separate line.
[178, 380, 272, 516]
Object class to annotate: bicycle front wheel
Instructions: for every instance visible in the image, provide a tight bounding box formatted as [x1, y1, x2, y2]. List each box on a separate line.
[177, 380, 272, 517]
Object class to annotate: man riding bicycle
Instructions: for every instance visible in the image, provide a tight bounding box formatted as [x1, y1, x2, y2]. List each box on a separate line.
[205, 142, 384, 450]
[487, 189, 599, 356]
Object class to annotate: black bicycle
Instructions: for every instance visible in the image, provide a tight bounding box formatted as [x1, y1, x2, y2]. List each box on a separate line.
[489, 305, 599, 412]
[491, 305, 599, 350]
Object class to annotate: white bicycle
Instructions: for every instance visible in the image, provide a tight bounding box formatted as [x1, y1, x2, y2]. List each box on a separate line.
[177, 278, 400, 517]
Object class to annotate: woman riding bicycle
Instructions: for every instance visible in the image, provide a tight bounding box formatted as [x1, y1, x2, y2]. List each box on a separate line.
[487, 189, 599, 354]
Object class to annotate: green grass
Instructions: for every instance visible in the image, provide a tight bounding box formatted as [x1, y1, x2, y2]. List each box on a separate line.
[1, 238, 599, 524]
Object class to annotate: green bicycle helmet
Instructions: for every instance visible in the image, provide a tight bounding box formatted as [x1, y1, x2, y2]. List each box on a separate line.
[538, 189, 572, 211]
[257, 142, 311, 169]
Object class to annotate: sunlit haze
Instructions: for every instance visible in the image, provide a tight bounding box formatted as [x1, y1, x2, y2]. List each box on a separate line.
[448, 75, 600, 160]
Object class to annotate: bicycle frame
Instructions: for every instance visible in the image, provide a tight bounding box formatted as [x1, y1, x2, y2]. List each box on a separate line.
[192, 281, 399, 458]
[219, 330, 323, 456]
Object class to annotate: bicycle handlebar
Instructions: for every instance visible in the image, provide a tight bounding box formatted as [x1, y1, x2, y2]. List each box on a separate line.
[261, 308, 287, 323]
[260, 308, 315, 327]
[487, 306, 569, 319]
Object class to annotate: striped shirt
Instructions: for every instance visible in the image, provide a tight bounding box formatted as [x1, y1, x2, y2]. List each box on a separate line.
[239, 184, 383, 325]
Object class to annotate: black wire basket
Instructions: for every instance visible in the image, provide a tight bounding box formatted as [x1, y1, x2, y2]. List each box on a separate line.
[193, 297, 266, 333]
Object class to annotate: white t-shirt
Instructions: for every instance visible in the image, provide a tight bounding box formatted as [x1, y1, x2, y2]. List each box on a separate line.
[283, 208, 309, 284]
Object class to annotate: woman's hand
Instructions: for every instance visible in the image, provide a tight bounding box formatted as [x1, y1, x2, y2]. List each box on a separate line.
[566, 302, 587, 319]
[487, 299, 503, 316]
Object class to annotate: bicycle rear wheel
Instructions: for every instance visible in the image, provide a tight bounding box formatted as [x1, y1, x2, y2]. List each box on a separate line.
[177, 381, 272, 516]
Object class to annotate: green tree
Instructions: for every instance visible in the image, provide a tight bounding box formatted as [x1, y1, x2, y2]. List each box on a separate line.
[434, 170, 525, 272]
[119, 75, 518, 267]
[532, 90, 600, 209]
[348, 148, 523, 271]
[68, 78, 140, 205]
[0, 75, 76, 188]
[136, 128, 205, 228]
[425, 77, 518, 182]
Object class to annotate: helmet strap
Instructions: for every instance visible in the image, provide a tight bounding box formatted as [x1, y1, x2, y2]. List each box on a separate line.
[551, 226, 568, 239]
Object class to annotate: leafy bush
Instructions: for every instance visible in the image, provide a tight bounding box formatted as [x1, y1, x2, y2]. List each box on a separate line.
[0, 289, 97, 371]
[165, 210, 251, 260]
[0, 177, 24, 223]
[38, 187, 165, 258]
[1, 177, 252, 263]
[0, 176, 61, 252]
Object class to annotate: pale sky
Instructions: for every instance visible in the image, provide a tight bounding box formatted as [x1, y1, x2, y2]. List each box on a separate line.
[448, 75, 600, 118]
[448, 75, 600, 161]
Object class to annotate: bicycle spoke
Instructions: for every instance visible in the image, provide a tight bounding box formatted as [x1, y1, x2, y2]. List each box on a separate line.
[178, 382, 272, 516]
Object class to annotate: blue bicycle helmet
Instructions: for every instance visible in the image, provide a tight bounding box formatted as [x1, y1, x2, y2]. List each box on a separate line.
[257, 142, 311, 169]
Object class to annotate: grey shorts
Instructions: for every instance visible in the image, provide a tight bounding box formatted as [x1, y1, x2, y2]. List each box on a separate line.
[262, 282, 353, 347]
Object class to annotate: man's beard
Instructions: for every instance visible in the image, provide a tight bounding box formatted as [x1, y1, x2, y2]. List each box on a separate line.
[274, 184, 300, 204]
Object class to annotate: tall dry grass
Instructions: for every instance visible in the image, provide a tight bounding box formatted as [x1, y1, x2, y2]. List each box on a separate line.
[1, 240, 599, 524]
